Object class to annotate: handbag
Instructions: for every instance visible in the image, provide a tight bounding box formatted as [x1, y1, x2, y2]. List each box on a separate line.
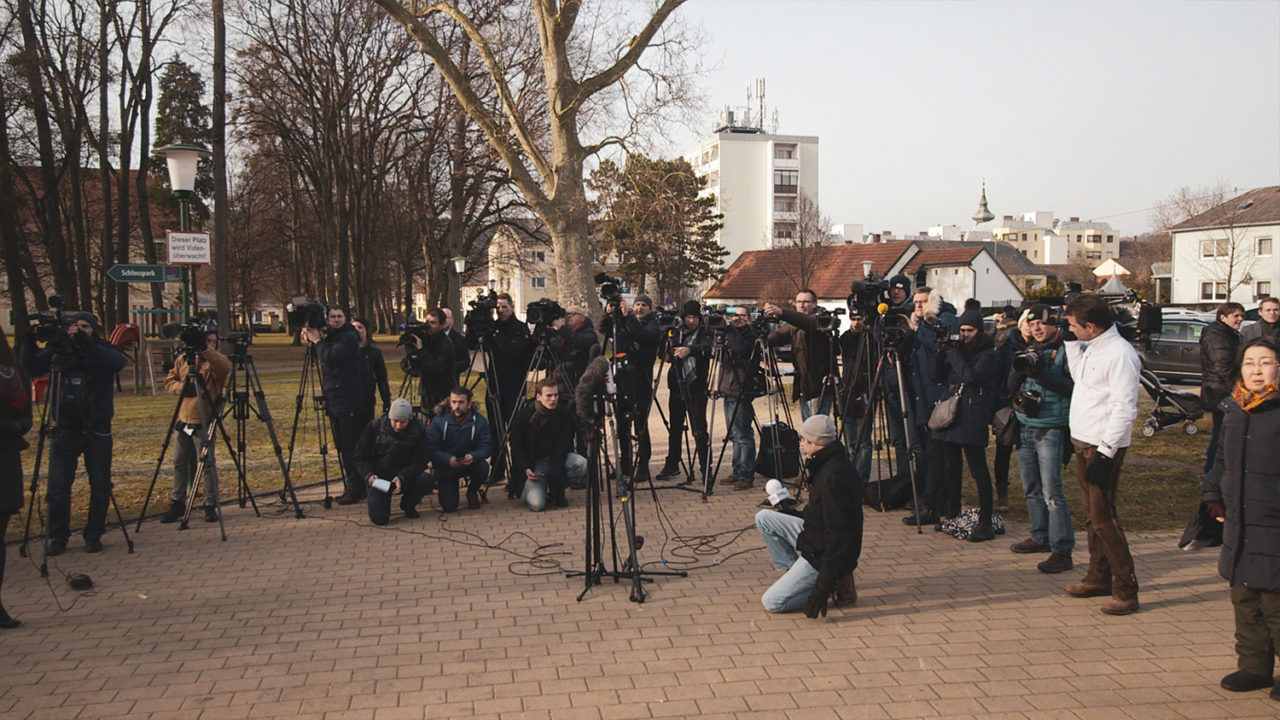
[991, 406, 1019, 446]
[928, 383, 964, 432]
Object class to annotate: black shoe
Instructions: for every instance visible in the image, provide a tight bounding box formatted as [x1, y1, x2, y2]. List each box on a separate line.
[84, 538, 104, 554]
[733, 479, 753, 491]
[1270, 680, 1280, 701]
[1221, 670, 1273, 693]
[335, 493, 359, 506]
[634, 466, 651, 483]
[45, 539, 67, 557]
[160, 501, 184, 524]
[400, 496, 421, 518]
[902, 511, 937, 526]
[1037, 552, 1074, 574]
[655, 465, 680, 481]
[553, 493, 569, 508]
[1010, 538, 1051, 554]
[0, 607, 19, 630]
[967, 525, 995, 543]
[204, 506, 219, 523]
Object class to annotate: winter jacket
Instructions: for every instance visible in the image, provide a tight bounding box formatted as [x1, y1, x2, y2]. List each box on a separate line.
[163, 349, 232, 425]
[426, 400, 492, 468]
[838, 327, 871, 419]
[795, 441, 864, 588]
[994, 326, 1029, 406]
[406, 330, 456, 408]
[1008, 332, 1073, 429]
[24, 332, 126, 433]
[1065, 324, 1142, 457]
[934, 332, 999, 447]
[484, 315, 533, 405]
[768, 309, 834, 402]
[624, 313, 662, 378]
[554, 322, 599, 387]
[360, 345, 391, 416]
[1200, 320, 1240, 410]
[715, 325, 760, 398]
[1204, 394, 1280, 590]
[0, 364, 31, 515]
[446, 329, 470, 382]
[354, 415, 429, 485]
[666, 325, 712, 392]
[1241, 319, 1280, 344]
[317, 323, 371, 416]
[908, 302, 959, 423]
[508, 401, 577, 480]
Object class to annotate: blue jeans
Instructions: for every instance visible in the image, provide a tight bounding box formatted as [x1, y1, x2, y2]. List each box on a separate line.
[523, 453, 587, 511]
[722, 397, 756, 482]
[799, 395, 832, 421]
[755, 509, 819, 613]
[1018, 426, 1074, 554]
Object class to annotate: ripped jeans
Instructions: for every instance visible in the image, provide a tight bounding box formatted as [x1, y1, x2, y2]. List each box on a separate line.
[1018, 426, 1074, 554]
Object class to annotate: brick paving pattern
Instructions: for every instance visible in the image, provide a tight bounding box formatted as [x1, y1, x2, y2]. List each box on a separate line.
[1, 471, 1272, 720]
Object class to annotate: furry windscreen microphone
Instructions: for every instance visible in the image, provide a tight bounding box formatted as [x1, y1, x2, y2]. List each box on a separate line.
[67, 573, 94, 592]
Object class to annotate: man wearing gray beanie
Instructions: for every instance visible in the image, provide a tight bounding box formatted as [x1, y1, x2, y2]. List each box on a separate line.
[354, 398, 430, 525]
[754, 414, 862, 617]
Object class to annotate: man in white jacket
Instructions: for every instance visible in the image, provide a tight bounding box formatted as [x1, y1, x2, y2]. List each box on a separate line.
[1063, 294, 1142, 615]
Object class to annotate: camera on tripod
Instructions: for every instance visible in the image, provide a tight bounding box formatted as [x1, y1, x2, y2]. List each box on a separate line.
[847, 278, 890, 318]
[28, 294, 66, 344]
[286, 297, 328, 331]
[224, 331, 252, 357]
[464, 289, 499, 339]
[161, 318, 216, 356]
[655, 308, 681, 330]
[396, 322, 431, 348]
[704, 308, 727, 331]
[526, 298, 566, 327]
[814, 307, 845, 333]
[595, 273, 624, 305]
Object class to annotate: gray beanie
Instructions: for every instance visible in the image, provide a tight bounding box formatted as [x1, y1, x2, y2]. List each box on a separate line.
[388, 398, 414, 422]
[798, 414, 838, 445]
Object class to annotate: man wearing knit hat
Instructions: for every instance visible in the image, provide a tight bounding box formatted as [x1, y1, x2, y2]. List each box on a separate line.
[656, 300, 712, 483]
[754, 414, 861, 617]
[355, 398, 430, 525]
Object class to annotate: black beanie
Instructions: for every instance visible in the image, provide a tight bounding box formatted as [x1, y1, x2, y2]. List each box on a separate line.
[1027, 304, 1052, 323]
[681, 300, 701, 317]
[957, 308, 983, 330]
[889, 274, 912, 293]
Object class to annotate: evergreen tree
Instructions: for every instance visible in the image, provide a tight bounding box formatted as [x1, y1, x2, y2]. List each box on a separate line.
[152, 56, 214, 213]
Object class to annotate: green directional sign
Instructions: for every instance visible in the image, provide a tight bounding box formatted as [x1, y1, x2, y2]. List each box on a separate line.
[108, 264, 169, 283]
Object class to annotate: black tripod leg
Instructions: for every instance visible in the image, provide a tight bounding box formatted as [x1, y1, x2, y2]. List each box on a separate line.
[136, 388, 186, 532]
[19, 423, 50, 560]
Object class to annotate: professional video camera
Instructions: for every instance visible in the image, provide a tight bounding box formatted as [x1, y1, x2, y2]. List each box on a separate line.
[526, 298, 566, 327]
[847, 278, 891, 318]
[28, 294, 66, 344]
[286, 297, 328, 331]
[224, 331, 252, 357]
[815, 307, 845, 333]
[704, 308, 727, 331]
[464, 289, 499, 339]
[161, 318, 217, 357]
[654, 307, 681, 331]
[595, 273, 624, 305]
[396, 321, 431, 348]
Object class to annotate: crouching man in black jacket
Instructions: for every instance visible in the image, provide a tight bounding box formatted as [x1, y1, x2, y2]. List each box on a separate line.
[509, 378, 586, 510]
[355, 398, 430, 525]
[754, 414, 862, 616]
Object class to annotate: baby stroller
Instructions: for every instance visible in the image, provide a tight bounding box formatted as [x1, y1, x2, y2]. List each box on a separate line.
[1139, 367, 1204, 437]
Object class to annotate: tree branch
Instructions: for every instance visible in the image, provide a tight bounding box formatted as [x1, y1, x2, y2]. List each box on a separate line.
[572, 0, 687, 108]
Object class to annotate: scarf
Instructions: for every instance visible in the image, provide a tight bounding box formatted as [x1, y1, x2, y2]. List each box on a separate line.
[1232, 381, 1278, 413]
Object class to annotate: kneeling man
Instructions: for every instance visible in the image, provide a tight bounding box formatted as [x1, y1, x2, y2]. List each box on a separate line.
[356, 398, 430, 524]
[509, 378, 586, 510]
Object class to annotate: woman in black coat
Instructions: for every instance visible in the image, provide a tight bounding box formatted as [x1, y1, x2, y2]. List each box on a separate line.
[935, 308, 999, 541]
[352, 318, 391, 418]
[1203, 337, 1280, 694]
[0, 327, 32, 628]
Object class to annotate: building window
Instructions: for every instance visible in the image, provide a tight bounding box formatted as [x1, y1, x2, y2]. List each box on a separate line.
[1259, 237, 1273, 256]
[1201, 282, 1227, 300]
[1086, 251, 1101, 260]
[773, 143, 796, 160]
[1106, 235, 1114, 243]
[1021, 233, 1027, 241]
[530, 250, 546, 263]
[773, 170, 798, 194]
[531, 276, 546, 289]
[773, 222, 796, 240]
[1201, 239, 1231, 258]
[775, 197, 797, 212]
[1259, 281, 1273, 299]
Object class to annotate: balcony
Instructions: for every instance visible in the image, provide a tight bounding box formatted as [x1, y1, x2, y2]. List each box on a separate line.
[773, 184, 798, 195]
[772, 156, 799, 171]
[772, 210, 798, 221]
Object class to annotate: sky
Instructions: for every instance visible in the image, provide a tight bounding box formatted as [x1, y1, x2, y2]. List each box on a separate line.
[670, 0, 1280, 236]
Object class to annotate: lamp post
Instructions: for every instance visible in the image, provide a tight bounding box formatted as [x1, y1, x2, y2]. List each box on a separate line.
[156, 142, 209, 321]
[451, 255, 466, 309]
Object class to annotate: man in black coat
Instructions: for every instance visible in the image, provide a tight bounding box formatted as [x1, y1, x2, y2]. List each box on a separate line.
[405, 309, 457, 412]
[754, 414, 861, 616]
[1241, 296, 1280, 343]
[509, 378, 585, 510]
[481, 294, 533, 493]
[553, 312, 598, 392]
[656, 301, 712, 483]
[307, 306, 374, 505]
[1200, 302, 1244, 476]
[442, 308, 471, 386]
[355, 399, 430, 525]
[764, 289, 834, 419]
[599, 296, 662, 480]
[24, 312, 126, 555]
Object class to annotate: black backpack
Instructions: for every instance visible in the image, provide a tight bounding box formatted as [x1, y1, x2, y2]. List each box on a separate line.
[755, 423, 800, 479]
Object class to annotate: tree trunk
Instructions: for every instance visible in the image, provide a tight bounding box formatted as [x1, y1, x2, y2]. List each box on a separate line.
[135, 58, 164, 312]
[68, 161, 93, 310]
[116, 41, 134, 327]
[213, 0, 231, 331]
[97, 0, 114, 326]
[0, 80, 30, 333]
[547, 188, 597, 315]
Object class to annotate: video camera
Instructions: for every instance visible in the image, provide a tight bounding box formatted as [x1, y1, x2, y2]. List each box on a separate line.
[654, 308, 681, 331]
[464, 289, 499, 339]
[704, 307, 727, 331]
[28, 294, 66, 344]
[815, 307, 845, 333]
[847, 278, 891, 318]
[397, 321, 431, 348]
[161, 317, 218, 360]
[595, 273, 624, 305]
[526, 298, 566, 327]
[224, 331, 252, 357]
[286, 297, 328, 331]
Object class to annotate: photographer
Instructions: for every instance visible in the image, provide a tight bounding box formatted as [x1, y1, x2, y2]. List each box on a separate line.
[510, 379, 586, 510]
[553, 311, 599, 391]
[482, 294, 533, 494]
[600, 295, 662, 480]
[934, 308, 1000, 542]
[992, 305, 1028, 513]
[902, 287, 958, 525]
[1005, 305, 1076, 574]
[352, 318, 391, 418]
[426, 386, 493, 512]
[0, 327, 31, 628]
[23, 312, 126, 555]
[764, 289, 834, 419]
[1063, 294, 1142, 615]
[404, 309, 457, 411]
[355, 399, 430, 525]
[441, 308, 471, 386]
[304, 307, 373, 505]
[754, 415, 860, 616]
[160, 329, 232, 524]
[656, 301, 712, 482]
[717, 307, 761, 491]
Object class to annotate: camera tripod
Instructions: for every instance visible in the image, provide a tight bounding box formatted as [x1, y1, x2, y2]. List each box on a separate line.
[20, 362, 135, 574]
[283, 342, 337, 509]
[646, 326, 706, 494]
[223, 347, 303, 517]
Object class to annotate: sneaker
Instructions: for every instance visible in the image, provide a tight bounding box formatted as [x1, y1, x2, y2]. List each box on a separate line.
[159, 501, 184, 524]
[967, 525, 995, 542]
[1037, 553, 1074, 574]
[203, 506, 218, 523]
[1220, 670, 1272, 693]
[45, 539, 67, 557]
[84, 538, 104, 554]
[1010, 538, 1050, 554]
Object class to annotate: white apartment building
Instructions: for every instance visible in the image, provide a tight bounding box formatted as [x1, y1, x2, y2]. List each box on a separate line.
[690, 125, 819, 268]
[986, 211, 1115, 266]
[1169, 186, 1280, 306]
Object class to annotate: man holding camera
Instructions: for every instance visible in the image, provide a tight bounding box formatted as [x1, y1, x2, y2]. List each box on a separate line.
[24, 312, 126, 555]
[405, 309, 457, 411]
[656, 301, 712, 483]
[1063, 294, 1142, 615]
[764, 289, 834, 420]
[356, 398, 430, 524]
[161, 329, 232, 524]
[305, 306, 373, 505]
[903, 287, 957, 525]
[554, 312, 599, 392]
[624, 296, 661, 480]
[483, 294, 533, 495]
[441, 308, 471, 386]
[718, 307, 761, 491]
[426, 386, 493, 512]
[510, 378, 586, 510]
[1006, 305, 1075, 574]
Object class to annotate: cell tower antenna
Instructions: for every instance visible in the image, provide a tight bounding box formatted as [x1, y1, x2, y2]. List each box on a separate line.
[756, 78, 766, 131]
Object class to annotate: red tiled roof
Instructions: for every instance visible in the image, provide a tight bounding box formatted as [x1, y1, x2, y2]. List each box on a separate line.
[1171, 186, 1280, 232]
[901, 245, 983, 275]
[704, 242, 915, 300]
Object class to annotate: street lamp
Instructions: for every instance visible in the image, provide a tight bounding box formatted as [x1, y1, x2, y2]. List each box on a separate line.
[451, 255, 467, 274]
[156, 142, 209, 320]
[862, 260, 874, 279]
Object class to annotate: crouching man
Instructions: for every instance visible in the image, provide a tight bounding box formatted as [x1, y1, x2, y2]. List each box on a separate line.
[754, 415, 862, 617]
[509, 378, 586, 511]
[427, 387, 492, 512]
[356, 398, 430, 525]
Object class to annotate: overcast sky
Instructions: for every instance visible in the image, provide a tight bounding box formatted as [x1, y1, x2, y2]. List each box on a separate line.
[671, 0, 1280, 236]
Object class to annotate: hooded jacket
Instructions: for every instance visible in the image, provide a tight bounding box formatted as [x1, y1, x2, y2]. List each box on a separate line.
[909, 297, 959, 422]
[24, 332, 127, 432]
[406, 330, 456, 408]
[317, 323, 371, 416]
[426, 399, 493, 469]
[795, 441, 864, 588]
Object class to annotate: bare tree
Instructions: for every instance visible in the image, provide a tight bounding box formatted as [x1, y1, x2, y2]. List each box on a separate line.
[774, 191, 829, 292]
[1151, 181, 1233, 232]
[1197, 211, 1258, 304]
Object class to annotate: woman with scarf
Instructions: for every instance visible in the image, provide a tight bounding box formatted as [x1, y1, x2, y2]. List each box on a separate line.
[934, 307, 1000, 541]
[1204, 337, 1280, 696]
[0, 327, 32, 628]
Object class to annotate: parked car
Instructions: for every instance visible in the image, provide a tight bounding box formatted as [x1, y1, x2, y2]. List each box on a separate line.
[1142, 318, 1207, 384]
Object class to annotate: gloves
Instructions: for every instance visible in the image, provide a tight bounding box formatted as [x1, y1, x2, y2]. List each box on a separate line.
[1206, 501, 1226, 523]
[804, 575, 836, 619]
[1085, 451, 1115, 488]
